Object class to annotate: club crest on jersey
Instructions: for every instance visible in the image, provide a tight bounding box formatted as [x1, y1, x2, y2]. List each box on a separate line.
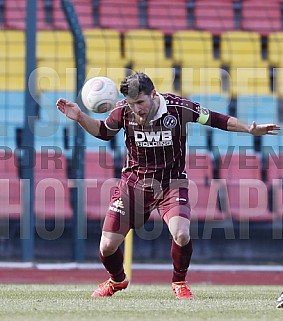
[163, 115, 177, 129]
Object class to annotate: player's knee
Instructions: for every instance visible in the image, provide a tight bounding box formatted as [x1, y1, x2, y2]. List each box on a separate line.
[99, 238, 119, 257]
[172, 230, 190, 246]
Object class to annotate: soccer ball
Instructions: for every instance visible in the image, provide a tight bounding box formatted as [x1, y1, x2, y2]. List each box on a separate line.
[81, 77, 119, 113]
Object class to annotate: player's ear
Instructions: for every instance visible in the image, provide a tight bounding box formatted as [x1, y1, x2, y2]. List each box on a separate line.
[151, 89, 156, 99]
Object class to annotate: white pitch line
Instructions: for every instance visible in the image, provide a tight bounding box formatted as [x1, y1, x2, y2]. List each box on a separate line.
[0, 262, 282, 272]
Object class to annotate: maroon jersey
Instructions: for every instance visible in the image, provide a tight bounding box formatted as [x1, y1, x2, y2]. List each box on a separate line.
[102, 93, 228, 190]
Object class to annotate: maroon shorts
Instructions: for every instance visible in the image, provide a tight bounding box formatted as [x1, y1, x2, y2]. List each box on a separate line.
[102, 179, 191, 236]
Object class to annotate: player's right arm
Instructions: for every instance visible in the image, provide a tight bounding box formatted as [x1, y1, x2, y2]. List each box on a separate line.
[56, 98, 101, 137]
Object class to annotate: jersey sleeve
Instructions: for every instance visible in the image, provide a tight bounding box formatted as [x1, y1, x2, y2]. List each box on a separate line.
[98, 103, 124, 140]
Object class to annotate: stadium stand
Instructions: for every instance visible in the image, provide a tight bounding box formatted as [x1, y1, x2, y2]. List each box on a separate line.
[193, 0, 235, 35]
[4, 0, 53, 30]
[265, 153, 283, 217]
[186, 151, 225, 221]
[241, 0, 282, 35]
[83, 28, 128, 87]
[220, 31, 267, 67]
[146, 0, 189, 35]
[0, 150, 21, 219]
[98, 0, 140, 32]
[228, 67, 271, 97]
[0, 30, 25, 91]
[172, 30, 220, 68]
[36, 30, 75, 92]
[180, 67, 222, 96]
[84, 150, 117, 220]
[218, 153, 272, 221]
[0, 91, 24, 150]
[268, 32, 283, 67]
[124, 29, 173, 68]
[34, 151, 72, 219]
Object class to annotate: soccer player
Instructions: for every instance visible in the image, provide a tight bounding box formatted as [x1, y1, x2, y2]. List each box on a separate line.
[56, 72, 280, 299]
[276, 292, 283, 308]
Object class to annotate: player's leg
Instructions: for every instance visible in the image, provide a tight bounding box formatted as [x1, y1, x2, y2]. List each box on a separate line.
[92, 183, 131, 297]
[160, 185, 194, 299]
[167, 216, 193, 279]
[91, 229, 130, 298]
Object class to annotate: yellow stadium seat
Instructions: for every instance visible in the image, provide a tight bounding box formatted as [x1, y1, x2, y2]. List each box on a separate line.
[37, 31, 74, 60]
[36, 59, 76, 92]
[0, 31, 25, 90]
[172, 31, 220, 67]
[0, 30, 25, 59]
[84, 29, 127, 68]
[181, 67, 223, 96]
[274, 67, 283, 98]
[268, 32, 283, 67]
[228, 67, 271, 97]
[124, 29, 172, 68]
[220, 31, 267, 67]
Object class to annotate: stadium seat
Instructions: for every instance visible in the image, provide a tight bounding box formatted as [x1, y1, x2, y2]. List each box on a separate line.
[124, 29, 173, 68]
[193, 0, 235, 35]
[241, 0, 282, 35]
[181, 67, 223, 96]
[187, 122, 210, 152]
[236, 95, 278, 125]
[172, 30, 220, 68]
[147, 0, 188, 35]
[84, 151, 117, 220]
[189, 94, 230, 115]
[0, 151, 21, 219]
[236, 95, 279, 155]
[98, 0, 140, 32]
[34, 152, 72, 219]
[52, 0, 69, 30]
[273, 67, 283, 98]
[228, 67, 271, 97]
[4, 0, 51, 30]
[218, 153, 272, 221]
[212, 130, 255, 157]
[37, 30, 76, 92]
[220, 31, 268, 67]
[73, 0, 96, 29]
[187, 147, 223, 222]
[265, 154, 283, 217]
[84, 29, 127, 69]
[268, 32, 283, 67]
[0, 30, 25, 90]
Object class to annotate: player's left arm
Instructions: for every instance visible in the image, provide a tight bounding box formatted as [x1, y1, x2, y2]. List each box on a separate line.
[196, 106, 280, 136]
[226, 117, 280, 136]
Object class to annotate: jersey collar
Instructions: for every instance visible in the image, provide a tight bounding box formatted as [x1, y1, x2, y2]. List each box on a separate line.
[149, 92, 167, 124]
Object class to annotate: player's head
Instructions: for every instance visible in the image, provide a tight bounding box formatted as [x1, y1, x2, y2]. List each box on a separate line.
[120, 72, 158, 125]
[120, 72, 155, 98]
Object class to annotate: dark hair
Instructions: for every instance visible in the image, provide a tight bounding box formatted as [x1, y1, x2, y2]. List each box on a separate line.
[120, 72, 155, 98]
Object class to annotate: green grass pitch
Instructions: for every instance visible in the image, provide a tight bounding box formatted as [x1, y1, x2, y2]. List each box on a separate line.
[0, 284, 282, 321]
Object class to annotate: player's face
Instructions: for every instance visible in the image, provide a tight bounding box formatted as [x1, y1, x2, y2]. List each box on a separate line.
[126, 90, 157, 125]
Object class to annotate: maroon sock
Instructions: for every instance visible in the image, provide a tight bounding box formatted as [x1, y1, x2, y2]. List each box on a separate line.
[99, 248, 126, 282]
[171, 239, 193, 282]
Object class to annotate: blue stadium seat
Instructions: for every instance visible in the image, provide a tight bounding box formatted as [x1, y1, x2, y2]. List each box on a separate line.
[237, 95, 279, 155]
[187, 122, 210, 153]
[189, 94, 230, 115]
[236, 95, 278, 125]
[212, 130, 255, 156]
[0, 91, 25, 150]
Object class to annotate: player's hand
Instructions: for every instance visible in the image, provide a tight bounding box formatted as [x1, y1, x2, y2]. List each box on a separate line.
[56, 98, 81, 122]
[249, 121, 281, 136]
